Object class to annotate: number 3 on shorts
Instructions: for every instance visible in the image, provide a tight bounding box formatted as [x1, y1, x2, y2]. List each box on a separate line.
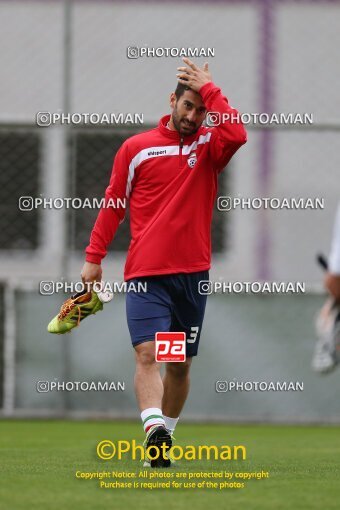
[187, 326, 199, 344]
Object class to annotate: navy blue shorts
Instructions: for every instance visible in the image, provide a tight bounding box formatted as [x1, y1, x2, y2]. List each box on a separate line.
[126, 270, 208, 357]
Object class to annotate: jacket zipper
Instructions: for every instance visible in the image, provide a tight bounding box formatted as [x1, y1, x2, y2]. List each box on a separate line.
[179, 136, 184, 168]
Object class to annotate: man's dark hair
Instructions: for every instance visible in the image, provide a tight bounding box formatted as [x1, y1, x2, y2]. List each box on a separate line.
[175, 82, 191, 100]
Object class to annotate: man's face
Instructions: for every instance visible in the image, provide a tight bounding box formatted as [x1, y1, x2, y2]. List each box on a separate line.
[170, 89, 207, 136]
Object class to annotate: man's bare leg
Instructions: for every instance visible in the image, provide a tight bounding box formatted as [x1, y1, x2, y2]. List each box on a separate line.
[134, 342, 192, 436]
[134, 341, 172, 467]
[162, 358, 192, 418]
[134, 341, 163, 410]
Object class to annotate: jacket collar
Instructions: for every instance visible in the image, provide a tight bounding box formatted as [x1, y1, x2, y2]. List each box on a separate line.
[158, 114, 205, 143]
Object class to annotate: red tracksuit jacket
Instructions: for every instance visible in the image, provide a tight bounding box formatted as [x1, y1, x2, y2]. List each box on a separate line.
[85, 82, 247, 280]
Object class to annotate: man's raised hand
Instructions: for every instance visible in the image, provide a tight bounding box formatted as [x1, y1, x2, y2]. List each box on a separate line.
[176, 57, 212, 92]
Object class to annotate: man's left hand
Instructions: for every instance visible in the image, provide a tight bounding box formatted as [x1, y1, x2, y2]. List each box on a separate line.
[177, 57, 212, 92]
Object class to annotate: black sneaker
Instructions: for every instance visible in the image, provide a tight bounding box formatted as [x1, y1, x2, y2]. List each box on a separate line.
[145, 425, 172, 468]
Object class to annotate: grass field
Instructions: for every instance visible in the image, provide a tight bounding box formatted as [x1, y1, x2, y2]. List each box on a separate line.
[1, 420, 340, 510]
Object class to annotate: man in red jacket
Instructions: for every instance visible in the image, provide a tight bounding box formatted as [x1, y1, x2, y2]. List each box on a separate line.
[81, 58, 247, 467]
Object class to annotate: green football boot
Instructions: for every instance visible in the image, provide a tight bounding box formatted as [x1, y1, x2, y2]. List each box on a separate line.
[47, 290, 103, 334]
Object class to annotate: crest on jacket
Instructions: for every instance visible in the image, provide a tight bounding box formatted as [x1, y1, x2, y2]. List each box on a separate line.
[187, 151, 197, 168]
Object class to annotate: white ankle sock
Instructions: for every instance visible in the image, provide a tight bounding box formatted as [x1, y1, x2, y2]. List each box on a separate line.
[141, 407, 165, 433]
[163, 415, 179, 434]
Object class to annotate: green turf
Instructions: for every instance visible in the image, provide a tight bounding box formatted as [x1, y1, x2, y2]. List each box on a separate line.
[1, 420, 340, 510]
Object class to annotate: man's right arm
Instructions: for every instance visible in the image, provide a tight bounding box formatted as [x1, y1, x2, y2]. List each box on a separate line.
[81, 141, 132, 283]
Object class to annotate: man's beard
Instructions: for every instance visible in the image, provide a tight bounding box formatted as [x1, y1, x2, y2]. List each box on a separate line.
[172, 106, 199, 136]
